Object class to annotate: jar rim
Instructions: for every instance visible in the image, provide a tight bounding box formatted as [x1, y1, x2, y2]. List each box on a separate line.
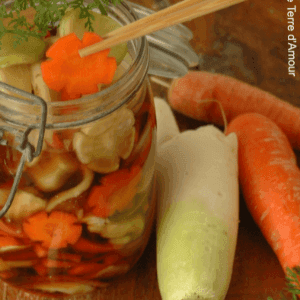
[0, 1, 149, 130]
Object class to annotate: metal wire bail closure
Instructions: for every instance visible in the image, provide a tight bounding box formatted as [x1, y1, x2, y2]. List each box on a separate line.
[0, 82, 47, 218]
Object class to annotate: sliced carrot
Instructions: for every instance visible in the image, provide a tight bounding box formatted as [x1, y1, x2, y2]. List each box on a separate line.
[67, 262, 105, 276]
[226, 113, 300, 273]
[68, 252, 122, 276]
[0, 236, 22, 248]
[0, 270, 18, 279]
[33, 244, 48, 258]
[41, 32, 117, 101]
[87, 165, 142, 217]
[23, 211, 82, 249]
[0, 248, 37, 261]
[34, 264, 48, 276]
[0, 220, 25, 238]
[168, 71, 300, 150]
[48, 132, 65, 149]
[72, 237, 118, 254]
[44, 30, 51, 38]
[0, 229, 10, 237]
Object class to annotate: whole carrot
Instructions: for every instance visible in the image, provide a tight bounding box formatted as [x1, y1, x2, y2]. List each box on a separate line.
[226, 113, 300, 272]
[168, 71, 300, 150]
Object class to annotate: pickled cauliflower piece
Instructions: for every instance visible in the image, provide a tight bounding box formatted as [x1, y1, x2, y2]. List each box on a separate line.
[46, 166, 94, 212]
[33, 282, 95, 294]
[80, 215, 106, 233]
[0, 258, 35, 271]
[31, 61, 61, 103]
[73, 107, 135, 173]
[7, 190, 46, 221]
[26, 151, 80, 192]
[0, 184, 46, 221]
[96, 214, 145, 245]
[0, 64, 32, 93]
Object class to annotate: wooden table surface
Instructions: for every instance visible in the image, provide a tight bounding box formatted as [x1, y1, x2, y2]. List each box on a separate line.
[99, 0, 299, 299]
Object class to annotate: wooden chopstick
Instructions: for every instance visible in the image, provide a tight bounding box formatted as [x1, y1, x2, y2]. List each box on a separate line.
[102, 0, 211, 39]
[79, 0, 245, 58]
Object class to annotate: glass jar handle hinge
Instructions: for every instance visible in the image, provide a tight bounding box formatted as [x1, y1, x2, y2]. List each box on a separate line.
[0, 82, 47, 218]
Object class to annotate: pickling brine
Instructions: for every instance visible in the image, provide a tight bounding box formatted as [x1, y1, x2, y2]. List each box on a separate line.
[0, 1, 156, 298]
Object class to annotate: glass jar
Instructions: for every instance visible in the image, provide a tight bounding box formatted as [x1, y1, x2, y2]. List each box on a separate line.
[0, 1, 198, 299]
[0, 2, 157, 299]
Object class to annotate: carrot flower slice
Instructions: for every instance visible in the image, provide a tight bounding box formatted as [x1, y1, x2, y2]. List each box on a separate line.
[41, 32, 117, 100]
[23, 211, 82, 249]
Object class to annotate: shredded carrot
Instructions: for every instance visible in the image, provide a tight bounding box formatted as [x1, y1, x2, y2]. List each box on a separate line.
[33, 244, 48, 257]
[34, 264, 48, 276]
[67, 262, 105, 276]
[0, 220, 25, 238]
[72, 237, 118, 253]
[87, 165, 142, 217]
[0, 270, 18, 279]
[67, 253, 122, 276]
[0, 248, 37, 261]
[48, 132, 65, 149]
[41, 32, 117, 101]
[23, 211, 82, 249]
[0, 236, 22, 248]
[226, 113, 300, 273]
[0, 229, 10, 237]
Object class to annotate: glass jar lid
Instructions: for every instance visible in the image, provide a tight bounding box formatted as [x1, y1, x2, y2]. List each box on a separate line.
[129, 1, 199, 78]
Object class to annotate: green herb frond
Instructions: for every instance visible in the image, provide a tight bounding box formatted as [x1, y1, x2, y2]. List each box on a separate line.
[0, 0, 122, 46]
[268, 267, 300, 300]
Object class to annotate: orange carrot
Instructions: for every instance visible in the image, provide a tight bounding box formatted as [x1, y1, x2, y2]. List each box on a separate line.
[0, 220, 25, 238]
[87, 165, 142, 217]
[0, 236, 22, 248]
[23, 211, 82, 249]
[67, 262, 105, 276]
[72, 237, 118, 254]
[68, 253, 122, 277]
[226, 113, 300, 273]
[33, 244, 48, 258]
[41, 32, 117, 101]
[0, 248, 37, 261]
[168, 71, 300, 150]
[0, 270, 18, 279]
[34, 264, 48, 276]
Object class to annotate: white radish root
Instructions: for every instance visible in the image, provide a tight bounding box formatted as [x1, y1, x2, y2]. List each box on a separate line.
[154, 97, 180, 146]
[156, 125, 239, 300]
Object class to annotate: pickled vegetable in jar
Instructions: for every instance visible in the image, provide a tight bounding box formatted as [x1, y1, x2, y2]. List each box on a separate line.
[0, 2, 157, 298]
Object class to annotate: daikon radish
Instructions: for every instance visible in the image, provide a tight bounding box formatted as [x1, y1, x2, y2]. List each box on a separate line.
[156, 125, 239, 300]
[154, 97, 180, 146]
